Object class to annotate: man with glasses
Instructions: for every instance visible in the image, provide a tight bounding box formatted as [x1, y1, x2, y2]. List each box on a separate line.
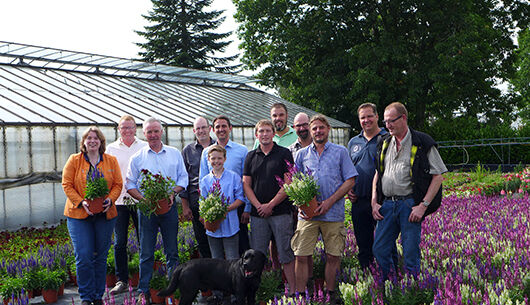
[180, 117, 215, 259]
[371, 102, 447, 280]
[106, 115, 147, 294]
[288, 112, 312, 156]
[346, 103, 387, 269]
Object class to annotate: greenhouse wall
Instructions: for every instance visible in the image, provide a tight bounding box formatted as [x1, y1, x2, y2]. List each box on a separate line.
[0, 124, 349, 230]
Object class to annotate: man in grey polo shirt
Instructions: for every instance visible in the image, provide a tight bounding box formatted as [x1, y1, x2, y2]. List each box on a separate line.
[371, 102, 447, 280]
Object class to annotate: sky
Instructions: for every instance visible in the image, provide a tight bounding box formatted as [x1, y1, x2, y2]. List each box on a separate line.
[0, 0, 246, 72]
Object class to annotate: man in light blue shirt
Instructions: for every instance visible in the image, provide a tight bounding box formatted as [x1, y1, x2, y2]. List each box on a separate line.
[292, 114, 357, 304]
[199, 115, 250, 255]
[126, 117, 188, 305]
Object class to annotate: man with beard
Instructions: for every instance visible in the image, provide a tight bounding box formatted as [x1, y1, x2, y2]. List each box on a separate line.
[253, 103, 298, 149]
[288, 112, 312, 156]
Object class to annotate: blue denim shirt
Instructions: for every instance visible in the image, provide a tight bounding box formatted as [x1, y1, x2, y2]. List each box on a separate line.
[295, 142, 358, 222]
[200, 140, 250, 212]
[200, 169, 245, 238]
[347, 128, 387, 199]
[125, 144, 188, 192]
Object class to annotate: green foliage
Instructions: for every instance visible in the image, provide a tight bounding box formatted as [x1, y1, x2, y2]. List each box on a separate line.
[128, 253, 140, 275]
[41, 270, 63, 290]
[234, 0, 527, 131]
[85, 167, 109, 200]
[107, 247, 115, 275]
[136, 0, 240, 73]
[0, 276, 24, 299]
[198, 180, 229, 222]
[149, 268, 169, 290]
[154, 249, 166, 263]
[127, 169, 176, 216]
[512, 28, 530, 123]
[256, 269, 283, 302]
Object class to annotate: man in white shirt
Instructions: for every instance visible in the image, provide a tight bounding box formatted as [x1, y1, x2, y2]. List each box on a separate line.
[106, 115, 147, 294]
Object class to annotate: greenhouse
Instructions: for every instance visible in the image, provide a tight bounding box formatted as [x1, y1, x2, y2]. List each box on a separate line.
[0, 41, 350, 230]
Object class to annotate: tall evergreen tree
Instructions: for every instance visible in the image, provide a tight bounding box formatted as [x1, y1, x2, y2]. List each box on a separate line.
[136, 0, 240, 73]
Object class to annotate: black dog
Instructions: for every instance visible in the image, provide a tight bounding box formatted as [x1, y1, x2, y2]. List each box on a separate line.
[158, 249, 267, 305]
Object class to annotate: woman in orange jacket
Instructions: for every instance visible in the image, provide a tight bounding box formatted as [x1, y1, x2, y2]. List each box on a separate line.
[62, 126, 122, 305]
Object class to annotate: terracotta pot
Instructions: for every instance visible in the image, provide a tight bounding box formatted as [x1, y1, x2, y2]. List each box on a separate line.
[153, 261, 166, 271]
[299, 197, 319, 219]
[27, 290, 34, 299]
[149, 289, 165, 304]
[86, 197, 104, 214]
[106, 274, 117, 287]
[129, 272, 139, 287]
[42, 289, 58, 304]
[204, 217, 224, 232]
[58, 284, 64, 296]
[33, 288, 42, 297]
[155, 198, 170, 216]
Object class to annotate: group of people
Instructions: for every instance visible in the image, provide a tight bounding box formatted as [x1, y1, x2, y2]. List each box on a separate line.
[62, 101, 446, 305]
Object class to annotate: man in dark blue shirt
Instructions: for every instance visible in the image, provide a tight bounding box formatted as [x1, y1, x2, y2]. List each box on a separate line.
[347, 103, 387, 269]
[180, 117, 215, 259]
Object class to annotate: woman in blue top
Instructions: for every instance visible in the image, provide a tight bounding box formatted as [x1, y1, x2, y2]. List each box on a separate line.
[199, 145, 245, 260]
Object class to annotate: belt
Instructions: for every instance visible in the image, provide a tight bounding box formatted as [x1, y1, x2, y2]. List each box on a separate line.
[384, 194, 414, 201]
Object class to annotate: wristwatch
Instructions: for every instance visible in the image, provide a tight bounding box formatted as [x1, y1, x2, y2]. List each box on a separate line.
[421, 200, 430, 207]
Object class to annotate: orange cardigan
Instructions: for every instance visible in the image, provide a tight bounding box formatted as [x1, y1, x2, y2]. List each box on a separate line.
[62, 152, 122, 220]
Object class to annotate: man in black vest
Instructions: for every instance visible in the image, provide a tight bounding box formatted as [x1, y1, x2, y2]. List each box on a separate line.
[371, 102, 447, 280]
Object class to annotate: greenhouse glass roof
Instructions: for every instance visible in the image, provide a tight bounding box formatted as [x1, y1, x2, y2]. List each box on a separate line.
[0, 41, 350, 128]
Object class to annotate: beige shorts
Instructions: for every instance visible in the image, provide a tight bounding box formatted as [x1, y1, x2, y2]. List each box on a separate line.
[290, 220, 346, 257]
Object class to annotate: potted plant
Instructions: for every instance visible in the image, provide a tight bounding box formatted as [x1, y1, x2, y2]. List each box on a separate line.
[154, 249, 166, 271]
[0, 276, 24, 305]
[276, 161, 320, 219]
[256, 269, 283, 305]
[41, 270, 62, 304]
[128, 253, 140, 287]
[85, 167, 109, 214]
[55, 269, 67, 296]
[106, 248, 117, 287]
[149, 266, 169, 304]
[126, 169, 176, 216]
[22, 269, 41, 298]
[67, 257, 77, 286]
[198, 180, 229, 232]
[165, 288, 180, 305]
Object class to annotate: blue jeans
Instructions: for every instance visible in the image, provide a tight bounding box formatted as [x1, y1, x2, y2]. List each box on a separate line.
[114, 205, 139, 282]
[67, 215, 116, 302]
[373, 198, 421, 279]
[208, 233, 239, 260]
[137, 205, 179, 296]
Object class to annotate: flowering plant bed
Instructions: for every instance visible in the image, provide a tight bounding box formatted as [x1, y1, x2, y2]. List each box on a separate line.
[198, 179, 229, 223]
[126, 169, 176, 216]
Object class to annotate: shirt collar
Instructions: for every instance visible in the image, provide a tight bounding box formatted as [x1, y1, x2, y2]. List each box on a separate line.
[83, 152, 103, 164]
[256, 142, 278, 154]
[309, 141, 330, 151]
[275, 127, 295, 139]
[195, 138, 215, 149]
[119, 136, 139, 146]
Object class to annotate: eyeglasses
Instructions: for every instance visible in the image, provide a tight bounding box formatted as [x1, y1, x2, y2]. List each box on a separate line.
[382, 115, 403, 125]
[293, 123, 309, 128]
[119, 126, 136, 130]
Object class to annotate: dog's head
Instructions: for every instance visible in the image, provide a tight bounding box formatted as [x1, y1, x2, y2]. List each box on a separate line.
[240, 249, 266, 278]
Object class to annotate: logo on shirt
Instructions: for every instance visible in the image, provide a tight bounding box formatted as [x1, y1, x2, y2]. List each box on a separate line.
[352, 145, 361, 153]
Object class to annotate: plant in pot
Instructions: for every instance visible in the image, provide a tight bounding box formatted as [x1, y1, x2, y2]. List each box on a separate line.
[106, 248, 117, 287]
[85, 167, 110, 214]
[41, 270, 62, 304]
[128, 253, 140, 287]
[276, 161, 320, 219]
[125, 169, 176, 216]
[256, 269, 283, 305]
[149, 266, 169, 304]
[198, 180, 229, 232]
[22, 268, 42, 298]
[154, 249, 166, 271]
[0, 276, 24, 305]
[54, 269, 68, 296]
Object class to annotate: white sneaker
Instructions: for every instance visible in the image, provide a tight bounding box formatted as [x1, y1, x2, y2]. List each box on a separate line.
[109, 281, 128, 295]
